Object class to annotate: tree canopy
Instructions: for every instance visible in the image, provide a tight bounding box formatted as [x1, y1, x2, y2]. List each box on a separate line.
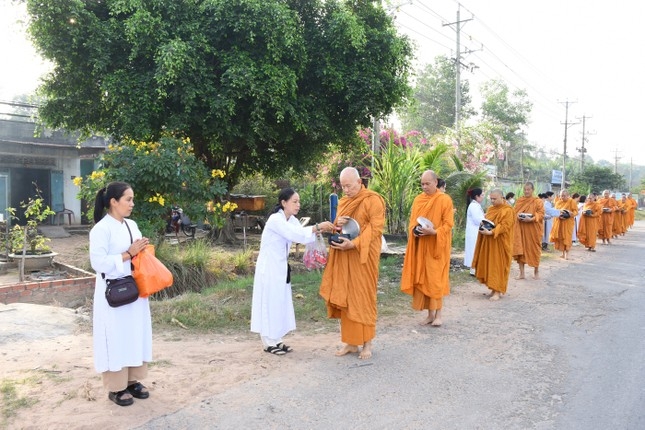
[401, 55, 473, 137]
[480, 79, 533, 179]
[26, 0, 413, 186]
[570, 165, 626, 194]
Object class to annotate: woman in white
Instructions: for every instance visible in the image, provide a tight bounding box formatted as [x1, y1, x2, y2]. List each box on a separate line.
[251, 188, 334, 355]
[89, 182, 151, 407]
[464, 188, 485, 275]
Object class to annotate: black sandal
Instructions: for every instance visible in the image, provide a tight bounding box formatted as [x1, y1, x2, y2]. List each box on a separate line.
[108, 389, 134, 406]
[276, 342, 293, 353]
[264, 346, 286, 355]
[127, 382, 150, 399]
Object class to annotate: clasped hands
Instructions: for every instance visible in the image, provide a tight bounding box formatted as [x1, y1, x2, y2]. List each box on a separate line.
[128, 237, 150, 257]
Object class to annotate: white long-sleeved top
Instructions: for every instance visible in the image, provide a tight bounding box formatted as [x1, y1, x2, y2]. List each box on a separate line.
[464, 200, 485, 267]
[90, 214, 152, 373]
[251, 210, 317, 340]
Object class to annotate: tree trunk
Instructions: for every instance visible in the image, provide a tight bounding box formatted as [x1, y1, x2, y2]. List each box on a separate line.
[213, 218, 238, 244]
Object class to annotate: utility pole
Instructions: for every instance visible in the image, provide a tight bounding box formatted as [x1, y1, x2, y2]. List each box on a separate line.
[443, 5, 475, 145]
[613, 149, 621, 174]
[576, 114, 592, 171]
[559, 100, 579, 189]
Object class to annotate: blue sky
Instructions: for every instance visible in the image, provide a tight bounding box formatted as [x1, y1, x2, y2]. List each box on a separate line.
[2, 0, 643, 166]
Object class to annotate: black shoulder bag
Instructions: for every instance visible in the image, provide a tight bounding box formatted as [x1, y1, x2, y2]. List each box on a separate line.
[103, 221, 139, 307]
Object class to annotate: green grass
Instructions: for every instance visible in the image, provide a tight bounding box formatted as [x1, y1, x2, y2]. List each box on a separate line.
[149, 252, 476, 335]
[1, 379, 38, 422]
[635, 209, 645, 221]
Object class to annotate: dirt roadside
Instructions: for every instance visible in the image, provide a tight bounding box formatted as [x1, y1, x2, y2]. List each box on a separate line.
[0, 229, 608, 430]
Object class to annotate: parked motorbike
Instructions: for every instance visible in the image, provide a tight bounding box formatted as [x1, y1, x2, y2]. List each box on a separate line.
[166, 207, 197, 237]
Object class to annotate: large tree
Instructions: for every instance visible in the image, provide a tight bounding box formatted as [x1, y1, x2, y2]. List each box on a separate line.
[26, 0, 412, 186]
[401, 55, 473, 137]
[480, 79, 532, 179]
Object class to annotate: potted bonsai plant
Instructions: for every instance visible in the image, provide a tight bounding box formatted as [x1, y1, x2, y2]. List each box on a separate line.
[8, 192, 56, 278]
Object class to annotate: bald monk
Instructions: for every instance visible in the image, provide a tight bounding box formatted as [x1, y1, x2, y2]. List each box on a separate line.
[400, 170, 454, 326]
[549, 189, 578, 260]
[512, 182, 545, 280]
[625, 193, 638, 228]
[319, 167, 385, 360]
[471, 189, 515, 301]
[597, 190, 617, 244]
[626, 193, 637, 228]
[615, 195, 628, 236]
[578, 193, 601, 252]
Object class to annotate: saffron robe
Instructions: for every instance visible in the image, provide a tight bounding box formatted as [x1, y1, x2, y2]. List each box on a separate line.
[577, 201, 600, 249]
[597, 197, 617, 239]
[472, 203, 515, 294]
[512, 196, 545, 268]
[549, 198, 578, 251]
[614, 199, 627, 235]
[319, 186, 385, 333]
[400, 191, 454, 306]
[627, 197, 638, 227]
[464, 200, 485, 267]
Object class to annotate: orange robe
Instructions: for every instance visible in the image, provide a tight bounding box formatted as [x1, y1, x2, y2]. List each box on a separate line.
[614, 200, 626, 235]
[627, 197, 638, 227]
[549, 198, 578, 251]
[597, 197, 617, 239]
[512, 196, 545, 268]
[319, 186, 385, 345]
[471, 204, 515, 294]
[577, 201, 600, 249]
[400, 191, 454, 310]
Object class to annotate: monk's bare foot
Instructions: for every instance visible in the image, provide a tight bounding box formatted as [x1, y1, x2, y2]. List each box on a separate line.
[358, 342, 372, 360]
[515, 275, 525, 280]
[335, 344, 359, 356]
[430, 310, 442, 326]
[533, 269, 539, 280]
[489, 291, 500, 301]
[419, 310, 436, 325]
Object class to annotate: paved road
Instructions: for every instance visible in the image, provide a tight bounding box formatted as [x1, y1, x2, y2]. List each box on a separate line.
[140, 222, 645, 430]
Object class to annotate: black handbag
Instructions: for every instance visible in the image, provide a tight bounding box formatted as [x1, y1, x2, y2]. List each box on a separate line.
[103, 221, 139, 307]
[105, 276, 139, 307]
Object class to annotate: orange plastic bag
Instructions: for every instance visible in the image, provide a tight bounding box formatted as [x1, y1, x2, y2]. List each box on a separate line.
[132, 245, 173, 298]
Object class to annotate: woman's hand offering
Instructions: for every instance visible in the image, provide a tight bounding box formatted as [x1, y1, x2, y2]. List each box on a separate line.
[318, 221, 335, 233]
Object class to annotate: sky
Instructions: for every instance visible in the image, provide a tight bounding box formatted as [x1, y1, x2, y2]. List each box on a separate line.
[1, 0, 644, 167]
[390, 0, 645, 167]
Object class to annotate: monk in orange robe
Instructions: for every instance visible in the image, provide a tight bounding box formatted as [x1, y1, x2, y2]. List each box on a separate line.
[512, 182, 545, 280]
[320, 167, 385, 360]
[597, 190, 617, 244]
[471, 189, 515, 301]
[626, 193, 638, 228]
[400, 170, 454, 326]
[549, 189, 578, 260]
[615, 195, 628, 235]
[577, 193, 601, 251]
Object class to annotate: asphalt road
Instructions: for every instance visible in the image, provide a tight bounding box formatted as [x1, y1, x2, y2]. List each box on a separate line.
[140, 222, 645, 430]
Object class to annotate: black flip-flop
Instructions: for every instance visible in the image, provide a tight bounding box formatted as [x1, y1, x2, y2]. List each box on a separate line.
[127, 382, 149, 399]
[276, 342, 293, 353]
[264, 345, 286, 355]
[109, 389, 134, 406]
